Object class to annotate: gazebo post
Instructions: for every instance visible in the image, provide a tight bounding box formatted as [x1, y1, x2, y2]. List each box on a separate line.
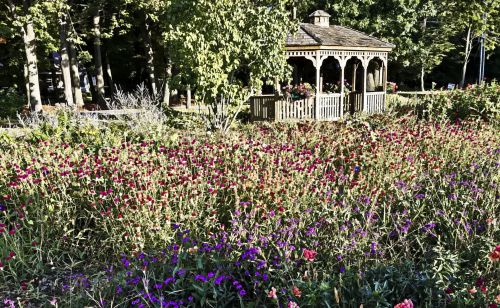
[362, 62, 367, 113]
[315, 51, 321, 120]
[340, 59, 346, 119]
[383, 59, 388, 111]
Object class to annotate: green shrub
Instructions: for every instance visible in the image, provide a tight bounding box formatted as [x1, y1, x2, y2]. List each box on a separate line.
[0, 88, 25, 119]
[389, 82, 500, 125]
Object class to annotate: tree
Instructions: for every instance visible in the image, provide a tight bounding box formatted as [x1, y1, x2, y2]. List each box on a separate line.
[409, 1, 454, 91]
[166, 0, 294, 132]
[5, 0, 44, 112]
[446, 0, 500, 87]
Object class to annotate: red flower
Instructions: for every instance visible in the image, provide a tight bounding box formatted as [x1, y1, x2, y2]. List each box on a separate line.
[292, 286, 302, 298]
[303, 249, 317, 262]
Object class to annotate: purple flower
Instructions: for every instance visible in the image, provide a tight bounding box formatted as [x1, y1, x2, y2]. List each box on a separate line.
[164, 277, 175, 285]
[194, 274, 207, 282]
[154, 283, 163, 289]
[214, 275, 225, 285]
[415, 193, 425, 200]
[239, 289, 247, 296]
[0, 204, 6, 211]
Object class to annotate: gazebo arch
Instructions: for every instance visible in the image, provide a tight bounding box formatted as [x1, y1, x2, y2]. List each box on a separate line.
[250, 10, 395, 121]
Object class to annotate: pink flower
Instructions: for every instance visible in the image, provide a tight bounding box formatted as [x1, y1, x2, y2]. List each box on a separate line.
[292, 286, 302, 298]
[303, 249, 317, 262]
[394, 299, 414, 308]
[288, 301, 300, 308]
[267, 287, 277, 299]
[489, 245, 500, 262]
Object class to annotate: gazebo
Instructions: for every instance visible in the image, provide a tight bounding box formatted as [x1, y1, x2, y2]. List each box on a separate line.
[250, 10, 395, 121]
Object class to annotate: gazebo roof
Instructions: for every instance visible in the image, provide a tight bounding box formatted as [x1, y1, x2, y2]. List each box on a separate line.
[287, 23, 395, 49]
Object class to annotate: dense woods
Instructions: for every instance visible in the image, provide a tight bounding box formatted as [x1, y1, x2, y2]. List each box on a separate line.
[1, 0, 499, 112]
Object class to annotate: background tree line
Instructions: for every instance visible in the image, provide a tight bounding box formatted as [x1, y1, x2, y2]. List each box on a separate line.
[0, 0, 499, 114]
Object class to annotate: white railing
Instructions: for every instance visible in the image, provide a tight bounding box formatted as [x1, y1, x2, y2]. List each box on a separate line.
[250, 95, 277, 121]
[317, 94, 342, 120]
[275, 98, 315, 121]
[365, 92, 386, 114]
[249, 92, 386, 121]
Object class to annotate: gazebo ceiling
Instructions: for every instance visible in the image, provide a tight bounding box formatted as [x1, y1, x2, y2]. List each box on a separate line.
[287, 23, 395, 50]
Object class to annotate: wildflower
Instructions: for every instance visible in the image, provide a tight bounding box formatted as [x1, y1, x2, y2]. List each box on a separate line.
[292, 286, 302, 298]
[0, 204, 6, 211]
[303, 249, 317, 262]
[239, 289, 247, 296]
[415, 193, 425, 200]
[49, 298, 58, 306]
[394, 299, 414, 308]
[268, 287, 277, 299]
[468, 287, 477, 294]
[288, 301, 300, 308]
[489, 245, 500, 262]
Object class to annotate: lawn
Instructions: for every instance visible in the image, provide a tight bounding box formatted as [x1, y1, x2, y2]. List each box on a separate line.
[0, 91, 499, 307]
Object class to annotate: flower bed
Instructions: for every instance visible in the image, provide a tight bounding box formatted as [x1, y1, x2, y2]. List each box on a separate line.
[0, 116, 499, 306]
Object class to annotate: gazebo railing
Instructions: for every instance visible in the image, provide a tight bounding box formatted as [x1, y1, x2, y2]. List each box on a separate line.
[276, 98, 315, 121]
[365, 92, 386, 114]
[317, 94, 342, 120]
[249, 92, 385, 121]
[249, 95, 277, 121]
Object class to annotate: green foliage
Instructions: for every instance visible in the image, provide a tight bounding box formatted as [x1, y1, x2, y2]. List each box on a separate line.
[0, 88, 25, 119]
[166, 0, 294, 132]
[389, 82, 500, 124]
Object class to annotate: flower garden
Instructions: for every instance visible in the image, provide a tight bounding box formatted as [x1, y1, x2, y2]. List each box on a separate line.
[0, 89, 500, 307]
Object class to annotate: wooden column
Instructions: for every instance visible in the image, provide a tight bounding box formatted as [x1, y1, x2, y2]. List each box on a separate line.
[362, 61, 367, 113]
[352, 63, 357, 92]
[383, 59, 388, 111]
[340, 60, 346, 119]
[383, 60, 388, 92]
[315, 51, 321, 120]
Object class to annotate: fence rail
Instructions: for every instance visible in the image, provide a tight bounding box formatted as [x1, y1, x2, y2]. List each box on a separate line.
[318, 94, 341, 120]
[275, 98, 315, 121]
[249, 92, 386, 122]
[365, 92, 386, 114]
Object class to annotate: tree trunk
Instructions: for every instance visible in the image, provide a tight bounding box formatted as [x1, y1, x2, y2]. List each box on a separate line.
[421, 17, 427, 92]
[24, 62, 30, 109]
[420, 66, 425, 92]
[186, 84, 192, 109]
[93, 11, 106, 106]
[23, 18, 42, 112]
[460, 27, 472, 88]
[105, 51, 114, 94]
[143, 18, 157, 96]
[69, 41, 84, 107]
[59, 14, 74, 107]
[162, 64, 172, 106]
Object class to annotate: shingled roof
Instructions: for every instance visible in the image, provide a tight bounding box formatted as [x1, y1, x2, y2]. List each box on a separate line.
[287, 23, 395, 49]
